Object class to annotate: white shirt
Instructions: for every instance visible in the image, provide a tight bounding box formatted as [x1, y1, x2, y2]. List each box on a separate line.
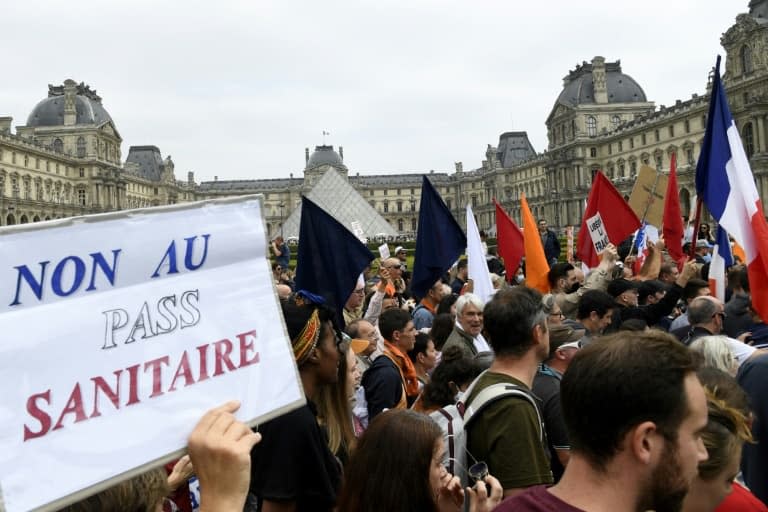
[454, 320, 492, 353]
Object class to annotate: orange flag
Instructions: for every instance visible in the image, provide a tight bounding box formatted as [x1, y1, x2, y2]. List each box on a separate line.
[732, 240, 747, 265]
[521, 194, 550, 293]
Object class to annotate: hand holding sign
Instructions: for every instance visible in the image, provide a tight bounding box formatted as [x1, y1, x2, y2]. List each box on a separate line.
[188, 401, 262, 512]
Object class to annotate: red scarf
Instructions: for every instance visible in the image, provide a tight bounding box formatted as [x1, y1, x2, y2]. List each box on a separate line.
[384, 340, 421, 399]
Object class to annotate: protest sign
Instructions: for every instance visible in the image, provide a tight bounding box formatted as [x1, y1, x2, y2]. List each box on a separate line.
[0, 196, 304, 512]
[378, 244, 390, 260]
[628, 165, 668, 226]
[585, 212, 610, 254]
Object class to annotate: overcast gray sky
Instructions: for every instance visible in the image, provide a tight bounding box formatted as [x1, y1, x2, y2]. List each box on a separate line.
[0, 1, 749, 182]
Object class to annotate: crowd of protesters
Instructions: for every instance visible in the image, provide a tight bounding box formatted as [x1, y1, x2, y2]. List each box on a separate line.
[60, 220, 768, 512]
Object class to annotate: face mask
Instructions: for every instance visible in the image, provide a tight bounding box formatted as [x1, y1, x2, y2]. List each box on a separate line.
[703, 253, 712, 263]
[515, 274, 524, 284]
[567, 282, 581, 294]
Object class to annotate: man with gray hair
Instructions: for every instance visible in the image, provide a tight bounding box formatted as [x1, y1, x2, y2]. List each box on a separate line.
[442, 293, 491, 357]
[680, 295, 757, 367]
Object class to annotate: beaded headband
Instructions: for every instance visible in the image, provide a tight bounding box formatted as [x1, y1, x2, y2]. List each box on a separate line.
[293, 309, 321, 366]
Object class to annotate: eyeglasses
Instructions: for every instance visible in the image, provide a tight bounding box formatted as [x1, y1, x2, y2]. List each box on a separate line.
[715, 311, 727, 320]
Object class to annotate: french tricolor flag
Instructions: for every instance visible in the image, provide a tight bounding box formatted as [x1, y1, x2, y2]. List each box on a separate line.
[709, 225, 733, 301]
[696, 56, 768, 320]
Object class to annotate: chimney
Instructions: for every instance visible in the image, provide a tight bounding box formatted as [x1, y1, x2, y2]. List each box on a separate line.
[187, 171, 194, 185]
[305, 147, 310, 164]
[591, 56, 608, 104]
[214, 175, 218, 181]
[0, 116, 12, 134]
[63, 79, 77, 126]
[455, 161, 463, 173]
[339, 146, 344, 161]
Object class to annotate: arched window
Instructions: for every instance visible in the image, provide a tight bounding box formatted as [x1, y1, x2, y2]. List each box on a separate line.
[611, 115, 621, 130]
[77, 137, 86, 158]
[744, 122, 755, 158]
[397, 219, 404, 232]
[411, 218, 417, 231]
[586, 116, 597, 137]
[53, 138, 63, 153]
[741, 45, 753, 75]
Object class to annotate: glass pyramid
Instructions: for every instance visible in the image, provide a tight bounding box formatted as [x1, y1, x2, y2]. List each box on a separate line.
[281, 167, 398, 241]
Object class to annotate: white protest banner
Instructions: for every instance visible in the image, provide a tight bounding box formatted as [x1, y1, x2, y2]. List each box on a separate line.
[0, 196, 304, 512]
[378, 244, 390, 260]
[350, 220, 366, 243]
[586, 212, 611, 254]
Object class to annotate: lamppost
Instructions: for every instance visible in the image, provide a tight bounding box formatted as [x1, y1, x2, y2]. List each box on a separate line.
[551, 189, 560, 230]
[278, 202, 285, 236]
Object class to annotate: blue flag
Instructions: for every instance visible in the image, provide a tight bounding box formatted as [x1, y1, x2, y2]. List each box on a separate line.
[295, 196, 375, 327]
[411, 176, 467, 298]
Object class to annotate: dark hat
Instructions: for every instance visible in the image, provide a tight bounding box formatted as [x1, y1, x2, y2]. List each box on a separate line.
[638, 280, 668, 303]
[607, 278, 639, 297]
[548, 324, 586, 358]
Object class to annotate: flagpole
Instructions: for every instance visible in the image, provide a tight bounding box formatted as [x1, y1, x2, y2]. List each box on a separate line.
[689, 197, 704, 260]
[627, 170, 662, 259]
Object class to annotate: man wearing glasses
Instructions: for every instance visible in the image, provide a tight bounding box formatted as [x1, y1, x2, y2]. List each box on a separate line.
[533, 324, 585, 482]
[681, 296, 757, 368]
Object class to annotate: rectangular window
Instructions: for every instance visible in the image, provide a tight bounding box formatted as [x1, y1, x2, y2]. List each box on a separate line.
[654, 130, 660, 142]
[618, 141, 623, 151]
[641, 133, 647, 145]
[669, 125, 675, 137]
[629, 138, 635, 149]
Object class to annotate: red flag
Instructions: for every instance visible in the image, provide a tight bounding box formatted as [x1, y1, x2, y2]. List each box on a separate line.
[494, 200, 524, 279]
[663, 152, 685, 265]
[577, 171, 641, 268]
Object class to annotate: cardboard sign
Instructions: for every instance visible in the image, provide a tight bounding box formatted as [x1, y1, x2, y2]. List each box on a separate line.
[565, 226, 574, 263]
[0, 196, 304, 512]
[628, 165, 668, 227]
[586, 212, 610, 254]
[378, 244, 390, 260]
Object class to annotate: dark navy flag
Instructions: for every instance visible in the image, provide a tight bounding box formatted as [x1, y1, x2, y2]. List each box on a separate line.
[294, 196, 375, 327]
[411, 175, 467, 298]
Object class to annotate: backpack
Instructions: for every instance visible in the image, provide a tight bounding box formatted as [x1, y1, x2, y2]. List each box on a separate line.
[429, 370, 544, 487]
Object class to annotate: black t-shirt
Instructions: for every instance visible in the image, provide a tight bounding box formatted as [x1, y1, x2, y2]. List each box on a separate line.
[249, 401, 341, 511]
[532, 366, 568, 482]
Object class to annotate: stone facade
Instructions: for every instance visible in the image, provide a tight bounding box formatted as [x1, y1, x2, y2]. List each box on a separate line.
[2, 1, 767, 236]
[0, 80, 195, 226]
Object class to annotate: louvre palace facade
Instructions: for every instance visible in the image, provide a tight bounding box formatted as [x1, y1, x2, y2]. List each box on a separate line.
[2, 0, 768, 239]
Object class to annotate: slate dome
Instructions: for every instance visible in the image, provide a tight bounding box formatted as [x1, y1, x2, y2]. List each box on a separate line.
[26, 80, 113, 127]
[557, 59, 647, 106]
[306, 145, 345, 170]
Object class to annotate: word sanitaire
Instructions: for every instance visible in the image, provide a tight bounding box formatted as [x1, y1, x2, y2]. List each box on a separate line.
[22, 329, 260, 441]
